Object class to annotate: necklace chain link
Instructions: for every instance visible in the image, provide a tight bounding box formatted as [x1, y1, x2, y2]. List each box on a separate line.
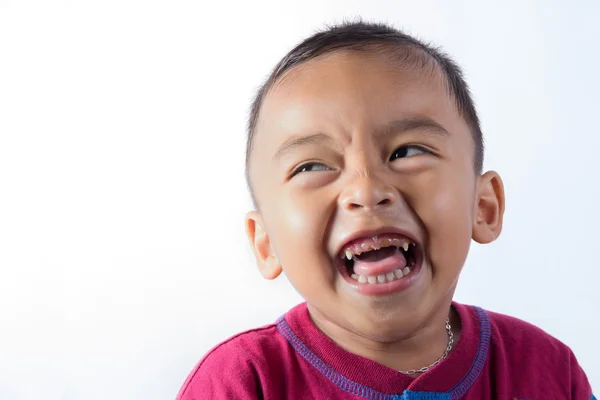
[398, 318, 454, 375]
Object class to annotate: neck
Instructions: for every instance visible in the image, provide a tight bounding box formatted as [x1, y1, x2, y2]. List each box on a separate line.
[308, 302, 461, 375]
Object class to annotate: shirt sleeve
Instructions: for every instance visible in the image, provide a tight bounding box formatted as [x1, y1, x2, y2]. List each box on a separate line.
[175, 345, 261, 400]
[569, 349, 594, 400]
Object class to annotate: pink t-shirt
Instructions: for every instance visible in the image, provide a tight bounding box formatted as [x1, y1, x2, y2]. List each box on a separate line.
[177, 302, 594, 399]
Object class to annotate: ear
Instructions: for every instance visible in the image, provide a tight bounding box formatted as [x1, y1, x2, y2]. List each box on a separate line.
[245, 211, 283, 280]
[472, 171, 505, 244]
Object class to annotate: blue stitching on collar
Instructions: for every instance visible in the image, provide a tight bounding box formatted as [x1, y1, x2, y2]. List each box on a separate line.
[276, 316, 398, 399]
[448, 307, 491, 399]
[276, 305, 490, 400]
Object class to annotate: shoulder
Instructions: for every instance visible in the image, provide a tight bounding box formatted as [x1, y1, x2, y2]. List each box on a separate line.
[200, 323, 282, 364]
[479, 306, 593, 398]
[453, 302, 566, 353]
[176, 323, 286, 400]
[485, 307, 566, 349]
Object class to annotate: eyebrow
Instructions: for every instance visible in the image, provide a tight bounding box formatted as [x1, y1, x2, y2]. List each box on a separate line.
[273, 117, 448, 161]
[273, 132, 335, 161]
[376, 117, 450, 138]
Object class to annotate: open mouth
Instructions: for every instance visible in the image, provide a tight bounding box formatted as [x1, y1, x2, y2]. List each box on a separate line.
[338, 233, 422, 285]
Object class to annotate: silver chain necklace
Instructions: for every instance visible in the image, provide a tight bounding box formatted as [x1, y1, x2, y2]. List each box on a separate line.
[398, 317, 454, 375]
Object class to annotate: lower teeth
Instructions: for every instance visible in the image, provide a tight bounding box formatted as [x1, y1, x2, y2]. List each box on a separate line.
[351, 266, 412, 284]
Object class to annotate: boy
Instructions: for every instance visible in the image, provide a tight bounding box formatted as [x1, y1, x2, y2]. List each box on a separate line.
[177, 21, 595, 399]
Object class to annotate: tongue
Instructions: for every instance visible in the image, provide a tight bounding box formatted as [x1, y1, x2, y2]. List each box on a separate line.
[354, 247, 407, 277]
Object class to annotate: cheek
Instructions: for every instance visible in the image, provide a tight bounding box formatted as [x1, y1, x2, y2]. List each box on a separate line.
[412, 171, 475, 270]
[271, 191, 339, 298]
[265, 189, 331, 271]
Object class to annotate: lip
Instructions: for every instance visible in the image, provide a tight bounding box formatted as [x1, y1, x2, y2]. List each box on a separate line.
[335, 226, 421, 258]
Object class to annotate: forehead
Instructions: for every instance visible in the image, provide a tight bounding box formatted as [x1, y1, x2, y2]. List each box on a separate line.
[251, 50, 468, 168]
[271, 50, 445, 105]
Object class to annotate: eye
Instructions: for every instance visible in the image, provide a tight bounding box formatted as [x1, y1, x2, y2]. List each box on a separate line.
[291, 162, 332, 176]
[389, 145, 428, 161]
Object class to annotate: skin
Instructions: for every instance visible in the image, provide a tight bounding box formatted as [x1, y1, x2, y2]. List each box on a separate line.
[245, 50, 505, 374]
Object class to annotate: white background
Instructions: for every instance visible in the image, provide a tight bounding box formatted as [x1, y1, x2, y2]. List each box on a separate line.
[1, 1, 599, 399]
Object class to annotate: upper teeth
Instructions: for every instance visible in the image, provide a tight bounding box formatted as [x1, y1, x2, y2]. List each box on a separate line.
[341, 235, 415, 259]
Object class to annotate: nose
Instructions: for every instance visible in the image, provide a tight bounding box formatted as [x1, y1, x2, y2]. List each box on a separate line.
[339, 173, 399, 212]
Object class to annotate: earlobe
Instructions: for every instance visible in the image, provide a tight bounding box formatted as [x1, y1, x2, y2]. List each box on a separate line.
[472, 171, 506, 244]
[261, 255, 283, 279]
[245, 211, 283, 280]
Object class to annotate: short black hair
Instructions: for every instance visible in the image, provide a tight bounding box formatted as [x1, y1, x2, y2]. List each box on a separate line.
[245, 20, 484, 198]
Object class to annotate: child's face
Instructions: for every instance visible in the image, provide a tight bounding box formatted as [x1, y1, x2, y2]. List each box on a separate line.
[246, 51, 503, 340]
